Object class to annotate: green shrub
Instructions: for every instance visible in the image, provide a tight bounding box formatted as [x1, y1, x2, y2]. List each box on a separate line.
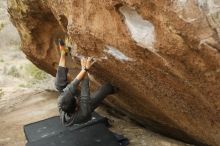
[0, 21, 5, 31]
[24, 63, 48, 80]
[7, 66, 20, 77]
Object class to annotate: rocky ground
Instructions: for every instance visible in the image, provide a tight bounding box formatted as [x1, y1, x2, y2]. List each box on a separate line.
[0, 90, 192, 146]
[0, 0, 192, 146]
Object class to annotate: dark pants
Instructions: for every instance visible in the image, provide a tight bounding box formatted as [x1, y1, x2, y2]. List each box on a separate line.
[90, 83, 113, 111]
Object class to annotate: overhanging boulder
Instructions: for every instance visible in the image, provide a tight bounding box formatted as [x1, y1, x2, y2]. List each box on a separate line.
[8, 0, 220, 145]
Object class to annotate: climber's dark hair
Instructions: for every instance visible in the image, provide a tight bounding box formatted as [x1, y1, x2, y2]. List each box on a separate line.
[59, 91, 77, 114]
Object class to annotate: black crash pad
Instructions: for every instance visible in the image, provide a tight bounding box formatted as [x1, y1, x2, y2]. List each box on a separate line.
[26, 123, 120, 146]
[24, 112, 109, 142]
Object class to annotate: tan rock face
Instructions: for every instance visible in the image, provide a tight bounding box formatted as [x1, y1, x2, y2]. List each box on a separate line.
[8, 0, 220, 145]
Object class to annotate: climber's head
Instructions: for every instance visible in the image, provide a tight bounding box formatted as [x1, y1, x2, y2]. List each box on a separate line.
[58, 89, 79, 114]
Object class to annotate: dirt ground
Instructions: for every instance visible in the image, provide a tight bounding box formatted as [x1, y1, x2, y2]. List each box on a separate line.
[0, 89, 192, 146]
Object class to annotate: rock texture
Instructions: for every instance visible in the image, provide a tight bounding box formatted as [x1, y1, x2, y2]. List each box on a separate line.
[8, 0, 220, 145]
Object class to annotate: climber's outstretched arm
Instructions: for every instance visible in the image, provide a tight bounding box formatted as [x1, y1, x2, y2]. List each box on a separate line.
[65, 57, 95, 95]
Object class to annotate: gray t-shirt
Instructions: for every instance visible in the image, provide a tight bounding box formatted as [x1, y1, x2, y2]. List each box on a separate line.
[56, 73, 92, 126]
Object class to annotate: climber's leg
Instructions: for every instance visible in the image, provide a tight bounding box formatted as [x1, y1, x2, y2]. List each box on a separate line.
[55, 66, 69, 93]
[54, 40, 68, 93]
[90, 83, 116, 111]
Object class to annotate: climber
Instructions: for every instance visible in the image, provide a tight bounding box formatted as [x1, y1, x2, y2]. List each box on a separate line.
[54, 40, 118, 126]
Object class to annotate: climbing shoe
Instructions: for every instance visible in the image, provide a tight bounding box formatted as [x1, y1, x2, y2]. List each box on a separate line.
[58, 39, 69, 55]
